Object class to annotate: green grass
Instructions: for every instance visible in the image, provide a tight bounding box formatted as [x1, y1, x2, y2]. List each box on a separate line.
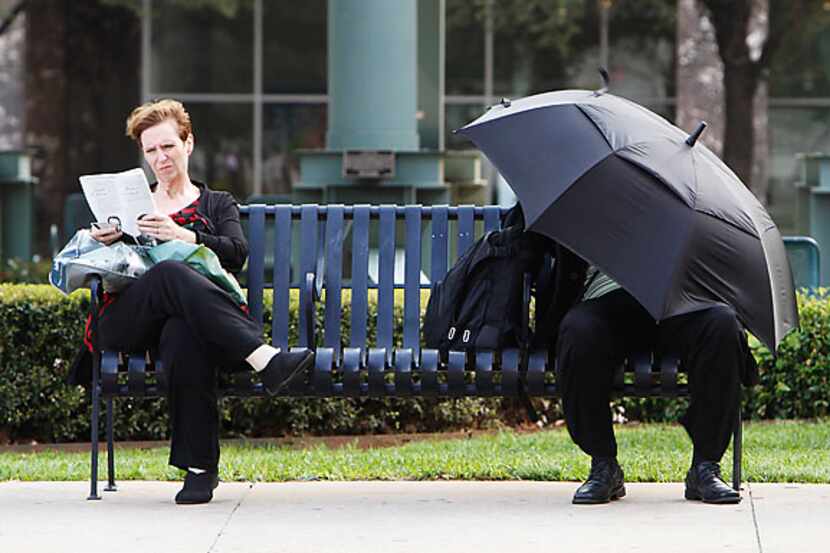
[2, 420, 829, 483]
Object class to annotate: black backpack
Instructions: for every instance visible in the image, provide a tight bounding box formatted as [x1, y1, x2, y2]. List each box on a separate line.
[423, 205, 550, 352]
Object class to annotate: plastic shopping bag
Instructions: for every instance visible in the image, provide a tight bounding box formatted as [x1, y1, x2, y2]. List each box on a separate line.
[49, 230, 152, 294]
[147, 239, 246, 305]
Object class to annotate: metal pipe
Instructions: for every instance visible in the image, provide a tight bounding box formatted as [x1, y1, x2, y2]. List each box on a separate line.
[87, 280, 102, 500]
[733, 409, 742, 491]
[104, 399, 117, 492]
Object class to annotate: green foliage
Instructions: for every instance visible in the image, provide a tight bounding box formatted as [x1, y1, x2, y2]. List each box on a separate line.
[0, 285, 90, 442]
[446, 0, 676, 93]
[0, 257, 52, 284]
[0, 285, 505, 444]
[100, 0, 253, 18]
[745, 290, 830, 420]
[2, 285, 829, 444]
[448, 0, 585, 56]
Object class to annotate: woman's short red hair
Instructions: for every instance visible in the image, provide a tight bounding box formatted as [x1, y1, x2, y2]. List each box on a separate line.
[125, 99, 192, 143]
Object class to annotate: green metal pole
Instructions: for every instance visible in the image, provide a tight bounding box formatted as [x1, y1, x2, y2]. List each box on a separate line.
[326, 0, 420, 152]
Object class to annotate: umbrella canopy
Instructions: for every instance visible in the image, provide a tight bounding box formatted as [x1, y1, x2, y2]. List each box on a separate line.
[458, 90, 798, 352]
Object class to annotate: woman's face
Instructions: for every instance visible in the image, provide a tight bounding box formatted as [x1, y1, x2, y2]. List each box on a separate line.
[140, 119, 193, 186]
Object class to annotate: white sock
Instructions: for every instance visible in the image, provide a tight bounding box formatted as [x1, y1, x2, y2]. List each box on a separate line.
[245, 344, 281, 372]
[188, 467, 206, 474]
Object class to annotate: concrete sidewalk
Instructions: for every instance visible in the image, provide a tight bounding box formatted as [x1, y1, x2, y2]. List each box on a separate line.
[0, 481, 827, 553]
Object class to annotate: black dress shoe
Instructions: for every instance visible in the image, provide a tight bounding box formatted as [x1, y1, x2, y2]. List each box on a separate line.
[685, 461, 741, 504]
[260, 349, 314, 395]
[572, 457, 626, 504]
[175, 471, 219, 505]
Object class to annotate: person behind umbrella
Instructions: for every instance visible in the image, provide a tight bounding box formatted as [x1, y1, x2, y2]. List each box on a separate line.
[546, 248, 751, 505]
[458, 85, 796, 507]
[72, 99, 314, 505]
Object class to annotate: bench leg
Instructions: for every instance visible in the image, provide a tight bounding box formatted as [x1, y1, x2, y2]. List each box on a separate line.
[104, 398, 117, 492]
[732, 408, 742, 491]
[87, 389, 101, 500]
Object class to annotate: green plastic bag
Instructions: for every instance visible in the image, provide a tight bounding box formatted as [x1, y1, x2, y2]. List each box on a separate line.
[148, 239, 246, 305]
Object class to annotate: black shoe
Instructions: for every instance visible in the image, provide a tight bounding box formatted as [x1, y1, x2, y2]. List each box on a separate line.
[572, 457, 626, 504]
[685, 461, 741, 504]
[260, 349, 314, 395]
[175, 471, 219, 505]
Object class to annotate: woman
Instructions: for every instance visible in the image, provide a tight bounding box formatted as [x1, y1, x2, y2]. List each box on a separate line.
[88, 99, 313, 504]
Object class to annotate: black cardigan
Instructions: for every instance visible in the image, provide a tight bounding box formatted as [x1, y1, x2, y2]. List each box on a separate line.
[156, 181, 248, 273]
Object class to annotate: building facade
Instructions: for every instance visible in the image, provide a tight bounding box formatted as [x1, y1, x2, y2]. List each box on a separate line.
[1, 0, 828, 255]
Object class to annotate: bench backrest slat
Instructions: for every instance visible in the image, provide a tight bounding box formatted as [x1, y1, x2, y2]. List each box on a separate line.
[240, 204, 517, 352]
[272, 205, 292, 349]
[376, 206, 396, 351]
[299, 205, 319, 347]
[484, 206, 501, 233]
[323, 205, 345, 349]
[350, 205, 371, 348]
[403, 205, 422, 354]
[430, 206, 449, 285]
[457, 205, 475, 257]
[246, 205, 266, 324]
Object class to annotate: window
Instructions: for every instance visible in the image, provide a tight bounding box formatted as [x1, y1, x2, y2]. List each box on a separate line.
[144, 0, 327, 198]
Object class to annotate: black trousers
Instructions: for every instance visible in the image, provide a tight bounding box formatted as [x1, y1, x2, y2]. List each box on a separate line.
[98, 260, 264, 472]
[556, 289, 742, 462]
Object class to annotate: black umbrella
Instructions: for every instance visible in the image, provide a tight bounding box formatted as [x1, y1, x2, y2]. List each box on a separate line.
[457, 89, 797, 352]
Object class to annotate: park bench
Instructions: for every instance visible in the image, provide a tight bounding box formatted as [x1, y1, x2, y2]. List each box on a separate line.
[84, 203, 745, 500]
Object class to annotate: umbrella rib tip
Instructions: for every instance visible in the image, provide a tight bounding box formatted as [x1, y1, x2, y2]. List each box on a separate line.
[595, 67, 610, 96]
[686, 121, 708, 147]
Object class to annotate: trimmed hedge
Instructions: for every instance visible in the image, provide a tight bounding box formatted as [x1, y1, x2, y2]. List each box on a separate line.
[0, 285, 826, 443]
[0, 285, 512, 443]
[746, 291, 830, 419]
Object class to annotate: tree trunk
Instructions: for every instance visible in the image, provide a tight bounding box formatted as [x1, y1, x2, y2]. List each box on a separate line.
[676, 0, 724, 156]
[699, 0, 769, 201]
[23, 0, 139, 253]
[25, 0, 68, 253]
[751, 79, 768, 204]
[721, 57, 757, 186]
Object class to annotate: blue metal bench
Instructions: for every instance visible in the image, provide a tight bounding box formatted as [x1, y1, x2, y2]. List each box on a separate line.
[84, 203, 743, 499]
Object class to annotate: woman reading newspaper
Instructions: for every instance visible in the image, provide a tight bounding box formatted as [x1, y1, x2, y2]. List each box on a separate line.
[77, 99, 313, 504]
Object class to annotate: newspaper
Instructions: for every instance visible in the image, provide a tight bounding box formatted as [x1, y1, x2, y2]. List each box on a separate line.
[79, 168, 156, 238]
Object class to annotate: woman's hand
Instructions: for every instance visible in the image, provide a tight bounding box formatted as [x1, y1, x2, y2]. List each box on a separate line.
[137, 214, 196, 243]
[90, 224, 123, 245]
